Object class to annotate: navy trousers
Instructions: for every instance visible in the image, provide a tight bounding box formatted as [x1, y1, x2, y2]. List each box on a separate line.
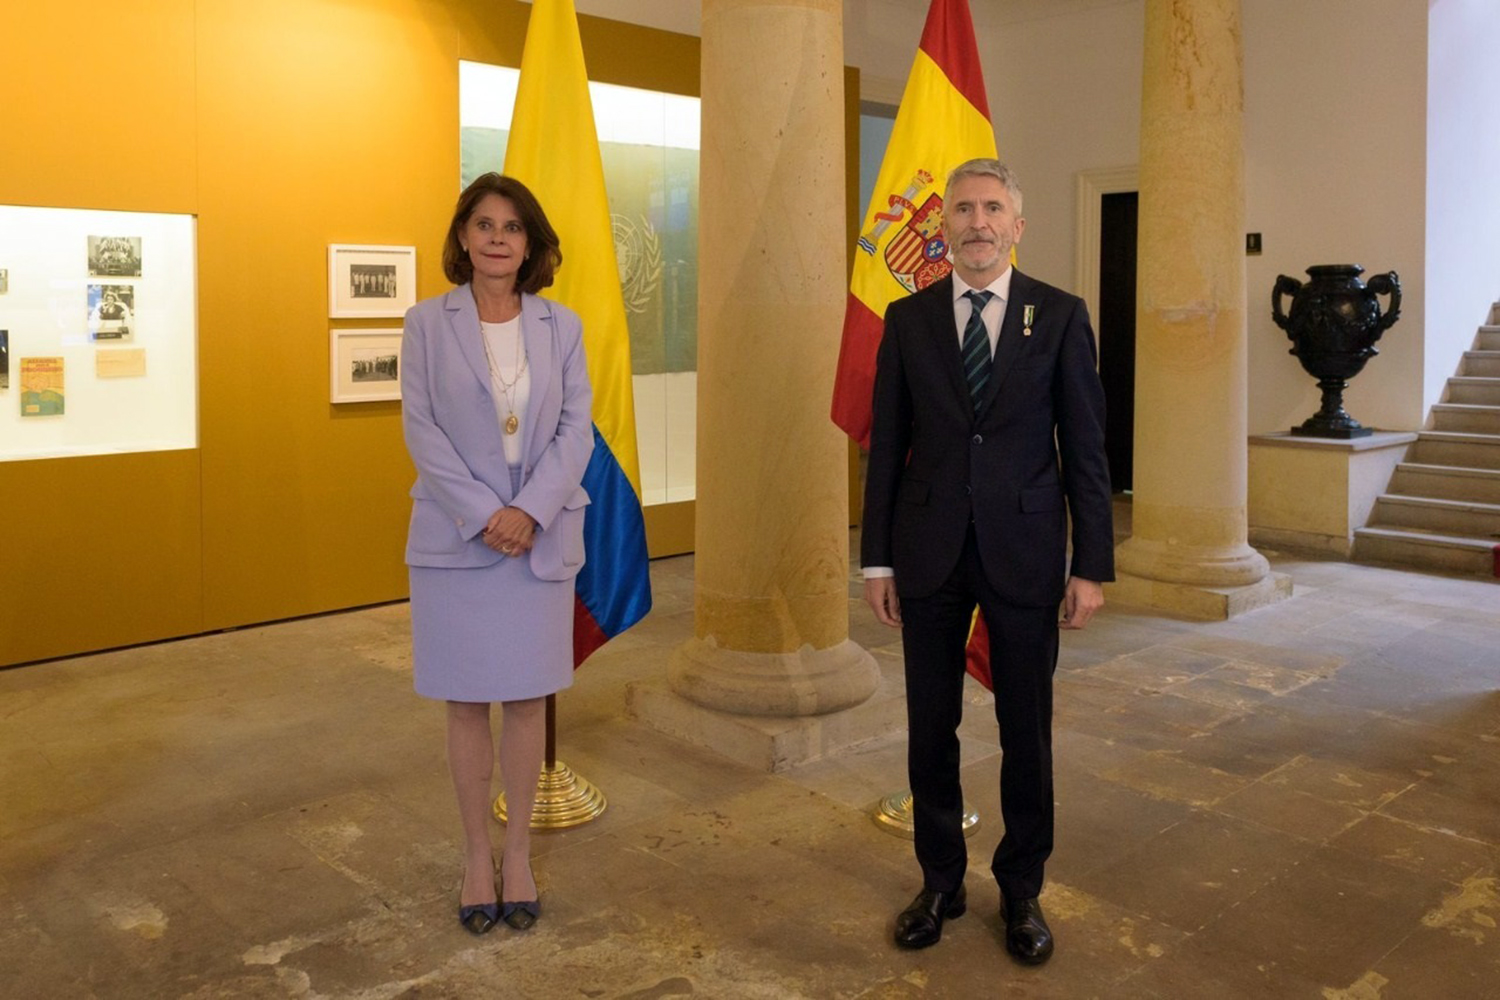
[899, 526, 1059, 901]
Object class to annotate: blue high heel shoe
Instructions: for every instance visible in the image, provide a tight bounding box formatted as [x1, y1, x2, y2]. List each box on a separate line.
[501, 863, 540, 930]
[458, 900, 500, 935]
[501, 898, 539, 930]
[457, 867, 500, 935]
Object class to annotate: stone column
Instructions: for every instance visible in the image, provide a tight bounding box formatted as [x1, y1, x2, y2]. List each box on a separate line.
[667, 0, 879, 715]
[1112, 0, 1290, 618]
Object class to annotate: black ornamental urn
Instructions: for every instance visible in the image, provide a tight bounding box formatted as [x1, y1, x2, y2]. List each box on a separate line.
[1272, 264, 1401, 438]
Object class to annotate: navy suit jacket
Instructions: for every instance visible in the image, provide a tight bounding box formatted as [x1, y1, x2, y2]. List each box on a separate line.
[861, 270, 1114, 606]
[401, 286, 593, 580]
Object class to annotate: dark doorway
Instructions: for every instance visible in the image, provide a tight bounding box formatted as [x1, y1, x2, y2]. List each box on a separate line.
[1097, 191, 1138, 493]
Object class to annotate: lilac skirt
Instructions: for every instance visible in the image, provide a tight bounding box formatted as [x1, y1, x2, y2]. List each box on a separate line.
[409, 468, 574, 703]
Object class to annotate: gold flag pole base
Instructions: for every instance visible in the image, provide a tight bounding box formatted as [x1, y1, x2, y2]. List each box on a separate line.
[494, 760, 607, 830]
[873, 788, 980, 839]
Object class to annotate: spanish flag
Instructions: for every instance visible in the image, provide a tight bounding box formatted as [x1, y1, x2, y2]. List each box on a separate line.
[504, 0, 651, 664]
[830, 0, 997, 449]
[831, 0, 1002, 690]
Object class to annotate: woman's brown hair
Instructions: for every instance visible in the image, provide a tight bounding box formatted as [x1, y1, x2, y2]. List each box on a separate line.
[441, 173, 562, 294]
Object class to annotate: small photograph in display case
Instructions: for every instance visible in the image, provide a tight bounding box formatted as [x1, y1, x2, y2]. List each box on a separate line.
[0, 330, 9, 389]
[87, 284, 135, 341]
[20, 356, 64, 416]
[329, 244, 416, 318]
[0, 268, 8, 293]
[330, 328, 402, 403]
[88, 236, 143, 277]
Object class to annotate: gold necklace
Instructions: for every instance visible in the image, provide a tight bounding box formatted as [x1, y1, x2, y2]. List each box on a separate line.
[480, 322, 528, 435]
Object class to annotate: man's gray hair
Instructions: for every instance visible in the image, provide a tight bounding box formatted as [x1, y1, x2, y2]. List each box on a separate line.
[945, 158, 1024, 216]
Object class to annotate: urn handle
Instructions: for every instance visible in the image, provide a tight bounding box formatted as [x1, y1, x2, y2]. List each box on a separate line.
[1271, 274, 1302, 334]
[1366, 271, 1402, 335]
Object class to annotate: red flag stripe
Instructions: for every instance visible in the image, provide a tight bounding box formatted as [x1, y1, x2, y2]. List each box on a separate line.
[830, 293, 884, 449]
[573, 593, 612, 665]
[964, 611, 993, 689]
[919, 0, 991, 121]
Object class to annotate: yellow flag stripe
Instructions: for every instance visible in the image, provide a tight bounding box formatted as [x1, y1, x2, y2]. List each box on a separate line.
[850, 50, 997, 315]
[502, 0, 642, 498]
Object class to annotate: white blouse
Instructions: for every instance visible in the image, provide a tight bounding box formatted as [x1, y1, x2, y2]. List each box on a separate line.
[480, 317, 531, 468]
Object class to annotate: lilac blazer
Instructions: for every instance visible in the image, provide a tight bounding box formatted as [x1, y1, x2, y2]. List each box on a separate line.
[400, 285, 593, 580]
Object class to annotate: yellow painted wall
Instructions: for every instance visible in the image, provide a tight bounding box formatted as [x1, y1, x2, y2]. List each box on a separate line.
[0, 1, 203, 665]
[0, 1, 700, 666]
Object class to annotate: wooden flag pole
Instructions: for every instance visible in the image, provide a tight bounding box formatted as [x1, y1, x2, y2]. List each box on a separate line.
[494, 693, 606, 829]
[545, 693, 557, 769]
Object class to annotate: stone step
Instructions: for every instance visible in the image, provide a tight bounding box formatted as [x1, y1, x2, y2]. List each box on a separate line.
[1492, 302, 1500, 325]
[1447, 377, 1500, 406]
[1369, 494, 1500, 539]
[1461, 351, 1500, 377]
[1389, 463, 1500, 504]
[1353, 526, 1498, 578]
[1408, 431, 1500, 469]
[1477, 326, 1500, 351]
[1431, 402, 1500, 434]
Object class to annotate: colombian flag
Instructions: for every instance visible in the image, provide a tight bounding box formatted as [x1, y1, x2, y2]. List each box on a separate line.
[504, 0, 651, 665]
[829, 0, 1001, 689]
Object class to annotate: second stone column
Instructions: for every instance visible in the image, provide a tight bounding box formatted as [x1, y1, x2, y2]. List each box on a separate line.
[666, 0, 880, 716]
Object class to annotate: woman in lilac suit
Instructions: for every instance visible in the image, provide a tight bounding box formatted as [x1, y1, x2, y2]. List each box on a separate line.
[401, 174, 593, 935]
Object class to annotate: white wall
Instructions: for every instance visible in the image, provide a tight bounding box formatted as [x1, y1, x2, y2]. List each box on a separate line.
[1243, 0, 1428, 435]
[1425, 0, 1500, 415]
[974, 2, 1144, 291]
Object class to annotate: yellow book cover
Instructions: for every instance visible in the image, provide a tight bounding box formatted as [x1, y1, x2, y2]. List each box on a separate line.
[20, 356, 64, 416]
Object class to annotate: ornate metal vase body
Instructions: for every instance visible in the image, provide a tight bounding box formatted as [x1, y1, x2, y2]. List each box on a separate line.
[1272, 264, 1401, 438]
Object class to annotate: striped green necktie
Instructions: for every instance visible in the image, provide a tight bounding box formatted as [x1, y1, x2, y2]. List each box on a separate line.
[961, 289, 995, 412]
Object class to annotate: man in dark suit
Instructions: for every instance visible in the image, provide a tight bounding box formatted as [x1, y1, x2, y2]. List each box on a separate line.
[862, 159, 1114, 965]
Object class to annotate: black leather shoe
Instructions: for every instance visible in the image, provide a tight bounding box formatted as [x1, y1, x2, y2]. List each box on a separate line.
[894, 884, 967, 949]
[1000, 895, 1054, 965]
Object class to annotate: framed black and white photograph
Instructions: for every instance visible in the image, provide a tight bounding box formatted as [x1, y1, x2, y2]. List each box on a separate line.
[328, 244, 416, 318]
[87, 283, 136, 341]
[330, 328, 402, 403]
[88, 236, 143, 277]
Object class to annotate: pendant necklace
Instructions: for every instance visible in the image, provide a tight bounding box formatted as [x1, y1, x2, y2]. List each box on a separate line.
[480, 320, 528, 436]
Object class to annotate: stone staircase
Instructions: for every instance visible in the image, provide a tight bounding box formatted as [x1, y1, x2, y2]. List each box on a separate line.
[1354, 303, 1500, 578]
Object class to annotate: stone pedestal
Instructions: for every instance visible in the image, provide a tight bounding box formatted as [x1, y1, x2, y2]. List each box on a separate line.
[1248, 431, 1417, 556]
[627, 677, 906, 773]
[1107, 571, 1293, 621]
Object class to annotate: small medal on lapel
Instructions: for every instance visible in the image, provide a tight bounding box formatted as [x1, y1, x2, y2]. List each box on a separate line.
[1023, 304, 1035, 337]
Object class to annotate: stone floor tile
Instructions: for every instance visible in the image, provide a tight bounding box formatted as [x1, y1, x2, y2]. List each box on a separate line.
[1076, 643, 1232, 691]
[1116, 929, 1329, 999]
[1375, 750, 1500, 846]
[1211, 777, 1367, 843]
[1099, 747, 1252, 808]
[1356, 874, 1500, 998]
[1191, 846, 1455, 986]
[1053, 769, 1192, 880]
[1328, 813, 1499, 885]
[1069, 810, 1310, 933]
